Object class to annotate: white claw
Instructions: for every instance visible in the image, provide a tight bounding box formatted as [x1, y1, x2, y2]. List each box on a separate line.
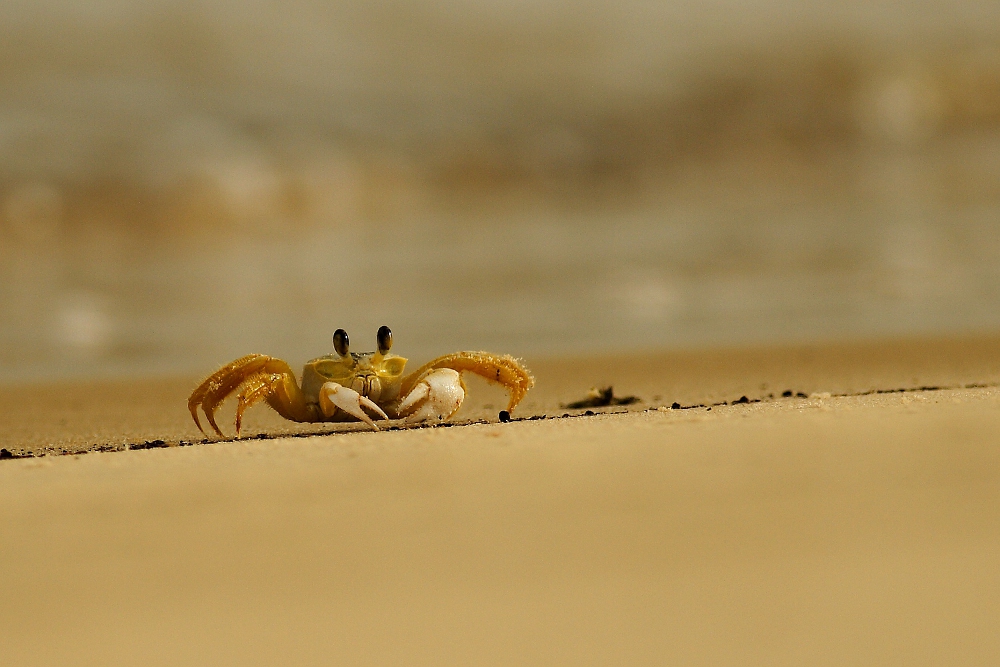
[359, 394, 389, 420]
[319, 382, 389, 430]
[397, 368, 465, 422]
[396, 382, 430, 415]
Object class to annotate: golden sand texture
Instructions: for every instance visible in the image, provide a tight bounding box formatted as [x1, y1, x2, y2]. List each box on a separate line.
[1, 386, 998, 666]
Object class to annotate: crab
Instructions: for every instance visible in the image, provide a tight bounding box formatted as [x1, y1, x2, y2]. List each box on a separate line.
[188, 326, 534, 437]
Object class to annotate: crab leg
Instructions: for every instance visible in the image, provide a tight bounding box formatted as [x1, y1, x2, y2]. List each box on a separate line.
[234, 375, 280, 436]
[399, 351, 534, 413]
[188, 355, 313, 437]
[319, 382, 390, 431]
[189, 354, 269, 435]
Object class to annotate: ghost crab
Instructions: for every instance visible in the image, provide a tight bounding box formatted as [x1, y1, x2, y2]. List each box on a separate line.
[188, 326, 534, 438]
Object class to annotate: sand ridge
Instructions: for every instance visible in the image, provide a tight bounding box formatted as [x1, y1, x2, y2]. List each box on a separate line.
[2, 334, 1000, 456]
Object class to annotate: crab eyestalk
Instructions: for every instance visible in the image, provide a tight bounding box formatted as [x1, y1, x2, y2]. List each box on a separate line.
[377, 326, 392, 353]
[371, 325, 392, 364]
[333, 328, 351, 360]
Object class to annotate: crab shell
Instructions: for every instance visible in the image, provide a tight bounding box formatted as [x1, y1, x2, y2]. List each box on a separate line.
[300, 351, 408, 406]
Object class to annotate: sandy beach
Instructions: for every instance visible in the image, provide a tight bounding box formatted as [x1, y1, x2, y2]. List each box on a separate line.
[4, 1, 1000, 664]
[1, 336, 998, 665]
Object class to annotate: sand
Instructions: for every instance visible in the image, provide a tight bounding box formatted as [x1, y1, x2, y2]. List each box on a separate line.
[1, 336, 999, 665]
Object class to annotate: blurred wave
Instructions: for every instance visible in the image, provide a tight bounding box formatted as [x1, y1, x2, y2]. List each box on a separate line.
[2, 1, 1000, 381]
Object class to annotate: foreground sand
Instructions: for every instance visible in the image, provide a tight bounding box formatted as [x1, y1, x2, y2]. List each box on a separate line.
[1, 337, 999, 665]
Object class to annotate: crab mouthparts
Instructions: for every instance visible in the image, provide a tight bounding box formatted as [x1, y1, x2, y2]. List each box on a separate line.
[350, 373, 382, 402]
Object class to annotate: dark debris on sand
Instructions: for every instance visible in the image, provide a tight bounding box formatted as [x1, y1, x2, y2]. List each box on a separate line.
[563, 386, 641, 409]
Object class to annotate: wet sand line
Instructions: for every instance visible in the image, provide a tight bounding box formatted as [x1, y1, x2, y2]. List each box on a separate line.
[4, 333, 999, 457]
[3, 379, 995, 460]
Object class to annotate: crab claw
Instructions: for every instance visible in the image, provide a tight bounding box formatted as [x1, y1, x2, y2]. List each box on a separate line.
[396, 368, 465, 422]
[319, 382, 389, 430]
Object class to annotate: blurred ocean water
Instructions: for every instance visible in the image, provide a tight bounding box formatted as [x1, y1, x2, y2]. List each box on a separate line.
[2, 1, 1000, 381]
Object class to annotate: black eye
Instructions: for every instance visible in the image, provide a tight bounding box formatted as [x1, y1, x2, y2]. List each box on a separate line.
[377, 325, 392, 354]
[333, 329, 349, 357]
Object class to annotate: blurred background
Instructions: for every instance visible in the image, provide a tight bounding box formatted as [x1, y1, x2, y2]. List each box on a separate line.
[2, 0, 1000, 382]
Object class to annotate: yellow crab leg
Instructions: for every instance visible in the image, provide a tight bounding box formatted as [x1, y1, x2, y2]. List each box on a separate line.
[263, 369, 315, 424]
[234, 375, 277, 437]
[399, 351, 534, 412]
[189, 354, 270, 435]
[188, 355, 313, 437]
[231, 369, 317, 437]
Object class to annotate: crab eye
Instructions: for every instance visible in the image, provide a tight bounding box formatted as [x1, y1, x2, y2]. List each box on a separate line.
[333, 329, 349, 357]
[377, 325, 392, 354]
